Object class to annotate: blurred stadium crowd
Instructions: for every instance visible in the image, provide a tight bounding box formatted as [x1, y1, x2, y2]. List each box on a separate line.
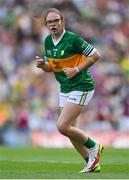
[0, 0, 129, 146]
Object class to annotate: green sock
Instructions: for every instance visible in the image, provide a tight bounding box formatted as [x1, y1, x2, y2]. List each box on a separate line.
[84, 157, 89, 163]
[84, 137, 96, 149]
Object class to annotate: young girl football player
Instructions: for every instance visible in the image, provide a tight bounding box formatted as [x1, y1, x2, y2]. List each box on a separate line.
[36, 8, 103, 173]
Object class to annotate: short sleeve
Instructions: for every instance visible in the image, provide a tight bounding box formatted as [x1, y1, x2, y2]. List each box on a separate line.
[74, 35, 94, 56]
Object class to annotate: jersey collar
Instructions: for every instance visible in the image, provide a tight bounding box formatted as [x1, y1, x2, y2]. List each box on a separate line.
[52, 29, 66, 46]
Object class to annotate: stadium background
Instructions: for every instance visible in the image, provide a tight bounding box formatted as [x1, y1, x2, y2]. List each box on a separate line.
[0, 0, 129, 148]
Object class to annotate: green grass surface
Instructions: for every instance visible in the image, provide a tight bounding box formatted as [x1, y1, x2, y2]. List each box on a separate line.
[0, 146, 129, 179]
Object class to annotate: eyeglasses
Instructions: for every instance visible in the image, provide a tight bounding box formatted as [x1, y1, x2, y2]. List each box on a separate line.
[46, 19, 62, 25]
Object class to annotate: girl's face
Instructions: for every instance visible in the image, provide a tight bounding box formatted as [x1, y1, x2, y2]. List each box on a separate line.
[45, 12, 64, 37]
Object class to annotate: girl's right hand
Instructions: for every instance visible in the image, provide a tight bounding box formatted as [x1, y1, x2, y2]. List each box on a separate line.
[35, 56, 46, 69]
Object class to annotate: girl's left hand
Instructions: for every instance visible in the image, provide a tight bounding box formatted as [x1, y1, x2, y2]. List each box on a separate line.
[63, 67, 78, 79]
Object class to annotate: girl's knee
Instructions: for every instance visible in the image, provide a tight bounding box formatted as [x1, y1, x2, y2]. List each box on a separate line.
[57, 121, 69, 136]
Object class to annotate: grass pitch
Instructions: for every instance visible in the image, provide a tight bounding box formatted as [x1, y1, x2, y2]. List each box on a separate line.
[0, 146, 129, 179]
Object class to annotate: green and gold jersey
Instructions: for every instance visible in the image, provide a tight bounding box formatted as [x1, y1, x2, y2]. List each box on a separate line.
[44, 31, 95, 93]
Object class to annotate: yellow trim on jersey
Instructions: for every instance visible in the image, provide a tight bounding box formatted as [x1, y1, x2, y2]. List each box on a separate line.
[48, 54, 86, 72]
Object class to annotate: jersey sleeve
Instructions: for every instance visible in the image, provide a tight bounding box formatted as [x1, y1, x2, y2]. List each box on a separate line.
[74, 35, 95, 57]
[43, 39, 52, 69]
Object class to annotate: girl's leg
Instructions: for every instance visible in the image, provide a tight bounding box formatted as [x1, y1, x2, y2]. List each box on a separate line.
[59, 107, 88, 159]
[57, 102, 102, 173]
[57, 102, 88, 144]
[70, 119, 88, 159]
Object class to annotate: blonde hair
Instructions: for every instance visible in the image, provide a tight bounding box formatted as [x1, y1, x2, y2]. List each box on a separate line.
[44, 8, 64, 24]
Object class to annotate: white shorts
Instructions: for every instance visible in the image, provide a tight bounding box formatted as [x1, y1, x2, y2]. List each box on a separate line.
[59, 90, 94, 107]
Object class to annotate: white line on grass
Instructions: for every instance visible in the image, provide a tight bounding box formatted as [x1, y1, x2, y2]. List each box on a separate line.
[1, 159, 81, 164]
